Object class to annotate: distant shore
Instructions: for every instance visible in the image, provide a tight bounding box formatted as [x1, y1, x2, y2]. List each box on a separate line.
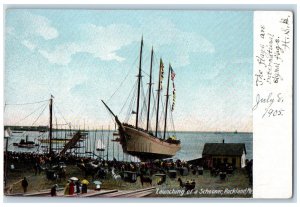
[4, 125, 253, 134]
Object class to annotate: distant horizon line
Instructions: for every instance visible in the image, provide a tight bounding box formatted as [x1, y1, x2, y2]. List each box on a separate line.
[4, 125, 253, 133]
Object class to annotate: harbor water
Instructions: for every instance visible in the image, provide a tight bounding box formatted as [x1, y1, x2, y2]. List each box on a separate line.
[5, 131, 253, 162]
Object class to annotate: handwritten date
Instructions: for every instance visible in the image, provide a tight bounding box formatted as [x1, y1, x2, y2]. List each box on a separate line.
[252, 93, 284, 118]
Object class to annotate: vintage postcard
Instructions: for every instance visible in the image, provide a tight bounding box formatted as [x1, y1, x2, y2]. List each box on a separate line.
[3, 9, 293, 200]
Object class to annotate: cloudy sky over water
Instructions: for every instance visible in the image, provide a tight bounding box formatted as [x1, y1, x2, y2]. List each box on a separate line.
[4, 10, 253, 132]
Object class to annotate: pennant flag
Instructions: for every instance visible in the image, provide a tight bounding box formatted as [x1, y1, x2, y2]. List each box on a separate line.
[171, 67, 176, 111]
[159, 58, 164, 90]
[171, 67, 176, 81]
[131, 110, 137, 114]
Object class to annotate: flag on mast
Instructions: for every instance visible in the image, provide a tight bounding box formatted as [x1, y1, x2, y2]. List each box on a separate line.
[171, 67, 176, 81]
[159, 58, 164, 90]
[171, 66, 176, 111]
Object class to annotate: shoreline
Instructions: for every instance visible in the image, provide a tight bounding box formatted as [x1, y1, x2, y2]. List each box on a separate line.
[4, 126, 253, 134]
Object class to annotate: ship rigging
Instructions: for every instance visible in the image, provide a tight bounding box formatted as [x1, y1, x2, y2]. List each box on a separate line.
[102, 37, 181, 161]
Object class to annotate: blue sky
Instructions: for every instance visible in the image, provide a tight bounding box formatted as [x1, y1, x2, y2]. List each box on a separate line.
[4, 10, 253, 132]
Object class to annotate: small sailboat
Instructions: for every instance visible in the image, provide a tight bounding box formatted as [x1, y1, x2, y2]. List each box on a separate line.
[96, 139, 105, 151]
[4, 128, 12, 138]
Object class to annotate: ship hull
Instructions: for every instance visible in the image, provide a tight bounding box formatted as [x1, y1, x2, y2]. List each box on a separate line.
[13, 144, 36, 148]
[119, 125, 180, 161]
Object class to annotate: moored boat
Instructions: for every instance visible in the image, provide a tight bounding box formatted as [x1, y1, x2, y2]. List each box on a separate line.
[96, 139, 105, 151]
[13, 135, 39, 148]
[12, 131, 23, 134]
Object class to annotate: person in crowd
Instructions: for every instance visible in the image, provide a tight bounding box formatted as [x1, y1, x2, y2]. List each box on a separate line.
[81, 184, 87, 194]
[51, 184, 58, 196]
[75, 180, 81, 194]
[69, 180, 75, 195]
[34, 162, 38, 175]
[21, 177, 28, 194]
[64, 181, 70, 195]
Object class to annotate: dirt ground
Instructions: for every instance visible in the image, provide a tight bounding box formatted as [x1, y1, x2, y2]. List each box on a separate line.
[5, 165, 252, 198]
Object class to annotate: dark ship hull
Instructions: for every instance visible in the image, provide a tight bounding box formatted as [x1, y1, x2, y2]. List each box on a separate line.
[118, 124, 181, 161]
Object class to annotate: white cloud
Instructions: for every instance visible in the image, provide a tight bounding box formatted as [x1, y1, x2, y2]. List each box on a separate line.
[35, 24, 58, 40]
[6, 12, 59, 53]
[38, 21, 214, 67]
[13, 14, 214, 67]
[21, 40, 36, 51]
[80, 23, 138, 62]
[38, 23, 138, 65]
[24, 12, 58, 40]
[7, 11, 59, 40]
[38, 43, 80, 65]
[6, 26, 15, 36]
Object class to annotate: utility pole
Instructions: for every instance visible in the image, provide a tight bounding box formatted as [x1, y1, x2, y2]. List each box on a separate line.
[49, 95, 53, 154]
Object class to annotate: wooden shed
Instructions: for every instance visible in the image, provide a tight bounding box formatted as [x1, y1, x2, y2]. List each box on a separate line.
[202, 143, 247, 169]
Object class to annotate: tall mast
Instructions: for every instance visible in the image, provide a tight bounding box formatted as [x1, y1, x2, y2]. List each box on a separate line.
[49, 95, 53, 154]
[112, 135, 115, 160]
[106, 125, 110, 161]
[155, 59, 163, 137]
[118, 142, 120, 161]
[4, 129, 10, 187]
[93, 129, 97, 159]
[136, 36, 143, 129]
[56, 118, 58, 152]
[146, 47, 154, 131]
[101, 126, 104, 159]
[163, 64, 171, 139]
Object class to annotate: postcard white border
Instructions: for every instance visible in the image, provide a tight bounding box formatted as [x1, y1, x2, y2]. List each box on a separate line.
[0, 1, 298, 205]
[253, 11, 293, 198]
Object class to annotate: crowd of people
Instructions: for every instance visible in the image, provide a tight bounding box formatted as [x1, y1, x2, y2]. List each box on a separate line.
[5, 151, 253, 196]
[5, 151, 254, 179]
[7, 152, 246, 179]
[62, 179, 89, 196]
[5, 151, 96, 171]
[5, 150, 197, 175]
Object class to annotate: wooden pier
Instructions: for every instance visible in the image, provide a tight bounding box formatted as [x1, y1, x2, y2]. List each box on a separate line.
[7, 187, 155, 198]
[98, 187, 155, 198]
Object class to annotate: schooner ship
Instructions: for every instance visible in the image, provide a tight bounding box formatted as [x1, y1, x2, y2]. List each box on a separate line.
[102, 37, 181, 161]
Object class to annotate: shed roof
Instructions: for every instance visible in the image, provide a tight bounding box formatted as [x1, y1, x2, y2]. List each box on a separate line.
[202, 143, 246, 156]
